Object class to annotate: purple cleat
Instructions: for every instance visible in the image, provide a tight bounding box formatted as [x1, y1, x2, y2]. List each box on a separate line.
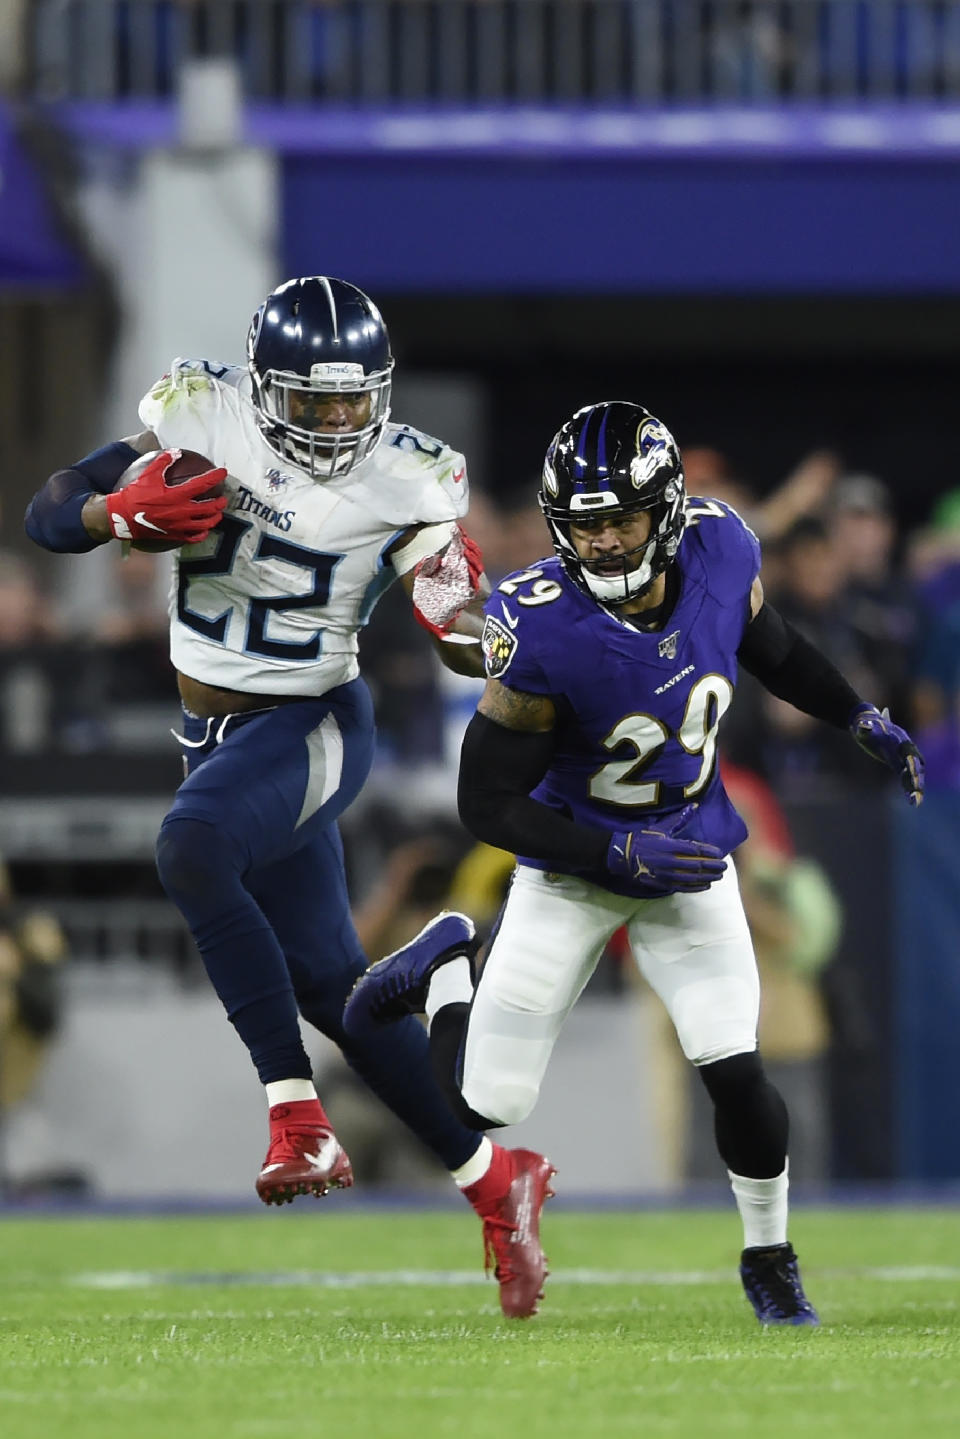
[739, 1243, 820, 1326]
[343, 910, 479, 1037]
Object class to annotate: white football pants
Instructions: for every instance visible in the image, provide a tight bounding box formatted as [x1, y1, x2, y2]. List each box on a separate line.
[461, 863, 760, 1127]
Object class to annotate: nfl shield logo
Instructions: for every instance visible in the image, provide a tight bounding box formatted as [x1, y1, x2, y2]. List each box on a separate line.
[658, 629, 680, 661]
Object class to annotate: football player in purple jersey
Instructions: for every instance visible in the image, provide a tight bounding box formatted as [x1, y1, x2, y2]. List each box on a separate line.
[345, 400, 924, 1328]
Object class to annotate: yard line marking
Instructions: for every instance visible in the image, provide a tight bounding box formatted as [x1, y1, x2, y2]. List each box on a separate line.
[66, 1265, 960, 1290]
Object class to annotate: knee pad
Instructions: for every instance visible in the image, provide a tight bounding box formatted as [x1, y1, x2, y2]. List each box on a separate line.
[461, 1071, 538, 1129]
[670, 975, 759, 1065]
[460, 1023, 552, 1128]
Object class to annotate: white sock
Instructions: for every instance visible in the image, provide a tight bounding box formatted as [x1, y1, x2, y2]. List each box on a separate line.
[729, 1162, 789, 1249]
[451, 1136, 493, 1188]
[265, 1079, 317, 1107]
[425, 955, 474, 1025]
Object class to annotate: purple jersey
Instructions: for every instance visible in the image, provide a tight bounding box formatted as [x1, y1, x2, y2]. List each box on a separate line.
[480, 499, 761, 899]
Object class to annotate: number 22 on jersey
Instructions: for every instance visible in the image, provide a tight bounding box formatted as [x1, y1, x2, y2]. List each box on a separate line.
[177, 514, 343, 661]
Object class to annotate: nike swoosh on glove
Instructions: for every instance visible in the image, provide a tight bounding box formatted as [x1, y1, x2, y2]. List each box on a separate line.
[849, 703, 925, 806]
[607, 803, 727, 894]
[104, 450, 227, 544]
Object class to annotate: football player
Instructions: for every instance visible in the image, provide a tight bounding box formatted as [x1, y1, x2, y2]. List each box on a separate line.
[25, 276, 554, 1320]
[344, 400, 925, 1327]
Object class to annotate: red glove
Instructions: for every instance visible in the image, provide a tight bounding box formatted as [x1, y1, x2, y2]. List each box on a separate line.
[458, 523, 484, 591]
[104, 451, 227, 544]
[413, 524, 485, 638]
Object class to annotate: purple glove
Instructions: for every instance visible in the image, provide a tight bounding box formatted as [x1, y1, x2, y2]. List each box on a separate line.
[850, 703, 925, 807]
[607, 804, 727, 894]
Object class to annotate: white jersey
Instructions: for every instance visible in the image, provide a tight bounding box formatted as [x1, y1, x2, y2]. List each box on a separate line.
[138, 359, 469, 696]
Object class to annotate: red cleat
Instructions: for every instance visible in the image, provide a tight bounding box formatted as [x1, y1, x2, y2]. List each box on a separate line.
[256, 1102, 353, 1206]
[465, 1146, 556, 1318]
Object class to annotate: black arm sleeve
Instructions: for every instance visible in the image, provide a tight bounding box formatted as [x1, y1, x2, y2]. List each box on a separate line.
[24, 441, 140, 554]
[737, 601, 863, 728]
[25, 469, 103, 553]
[458, 712, 611, 870]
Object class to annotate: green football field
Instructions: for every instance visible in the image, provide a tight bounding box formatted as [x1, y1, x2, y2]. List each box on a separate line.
[1, 1204, 957, 1439]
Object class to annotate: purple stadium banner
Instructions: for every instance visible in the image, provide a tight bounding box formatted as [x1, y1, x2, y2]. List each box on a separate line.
[48, 101, 960, 160]
[47, 102, 960, 292]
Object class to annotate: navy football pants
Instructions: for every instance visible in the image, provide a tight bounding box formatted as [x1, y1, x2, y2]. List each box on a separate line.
[155, 679, 481, 1171]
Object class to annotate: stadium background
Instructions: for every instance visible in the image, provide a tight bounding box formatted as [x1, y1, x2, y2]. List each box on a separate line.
[1, 0, 959, 1205]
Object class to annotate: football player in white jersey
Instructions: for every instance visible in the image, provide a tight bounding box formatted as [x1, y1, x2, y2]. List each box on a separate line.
[25, 277, 554, 1320]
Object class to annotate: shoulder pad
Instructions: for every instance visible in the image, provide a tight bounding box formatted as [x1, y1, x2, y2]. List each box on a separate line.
[481, 563, 566, 688]
[682, 496, 762, 582]
[363, 424, 469, 524]
[138, 358, 242, 429]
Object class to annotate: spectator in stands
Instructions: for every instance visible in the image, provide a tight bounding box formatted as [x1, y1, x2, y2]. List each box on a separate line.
[684, 444, 840, 548]
[92, 547, 175, 706]
[725, 519, 883, 799]
[0, 854, 83, 1196]
[830, 473, 919, 726]
[0, 551, 97, 753]
[906, 490, 960, 789]
[352, 827, 467, 961]
[0, 0, 27, 97]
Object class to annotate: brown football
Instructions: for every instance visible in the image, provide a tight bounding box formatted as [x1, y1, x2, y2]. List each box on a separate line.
[116, 449, 225, 552]
[163, 449, 225, 499]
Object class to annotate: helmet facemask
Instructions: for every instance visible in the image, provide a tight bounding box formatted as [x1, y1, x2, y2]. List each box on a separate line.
[547, 493, 682, 605]
[250, 359, 393, 479]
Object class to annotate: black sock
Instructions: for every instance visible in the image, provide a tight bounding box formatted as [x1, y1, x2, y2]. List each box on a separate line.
[697, 1051, 788, 1178]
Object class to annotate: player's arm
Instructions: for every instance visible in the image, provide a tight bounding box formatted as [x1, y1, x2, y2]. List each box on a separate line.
[458, 679, 610, 867]
[25, 429, 225, 552]
[458, 682, 726, 892]
[738, 576, 924, 805]
[392, 522, 490, 678]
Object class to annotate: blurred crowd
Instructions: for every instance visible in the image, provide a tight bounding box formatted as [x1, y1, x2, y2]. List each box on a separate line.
[11, 1, 960, 106]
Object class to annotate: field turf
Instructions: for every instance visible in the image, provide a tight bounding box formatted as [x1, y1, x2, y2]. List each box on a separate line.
[1, 1204, 957, 1438]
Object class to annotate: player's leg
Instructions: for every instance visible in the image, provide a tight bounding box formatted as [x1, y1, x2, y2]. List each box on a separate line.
[626, 865, 818, 1326]
[345, 867, 626, 1315]
[249, 826, 485, 1172]
[154, 683, 375, 1202]
[346, 867, 627, 1124]
[429, 869, 627, 1316]
[256, 842, 555, 1318]
[458, 869, 628, 1126]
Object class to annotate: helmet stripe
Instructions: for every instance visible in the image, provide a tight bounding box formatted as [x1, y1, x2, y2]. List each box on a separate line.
[319, 276, 339, 340]
[596, 405, 610, 478]
[573, 407, 594, 485]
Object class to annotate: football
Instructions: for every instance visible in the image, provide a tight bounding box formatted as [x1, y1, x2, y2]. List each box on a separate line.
[115, 449, 225, 552]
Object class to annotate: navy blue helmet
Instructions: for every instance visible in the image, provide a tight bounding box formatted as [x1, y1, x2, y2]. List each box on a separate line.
[247, 276, 394, 478]
[539, 401, 686, 604]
